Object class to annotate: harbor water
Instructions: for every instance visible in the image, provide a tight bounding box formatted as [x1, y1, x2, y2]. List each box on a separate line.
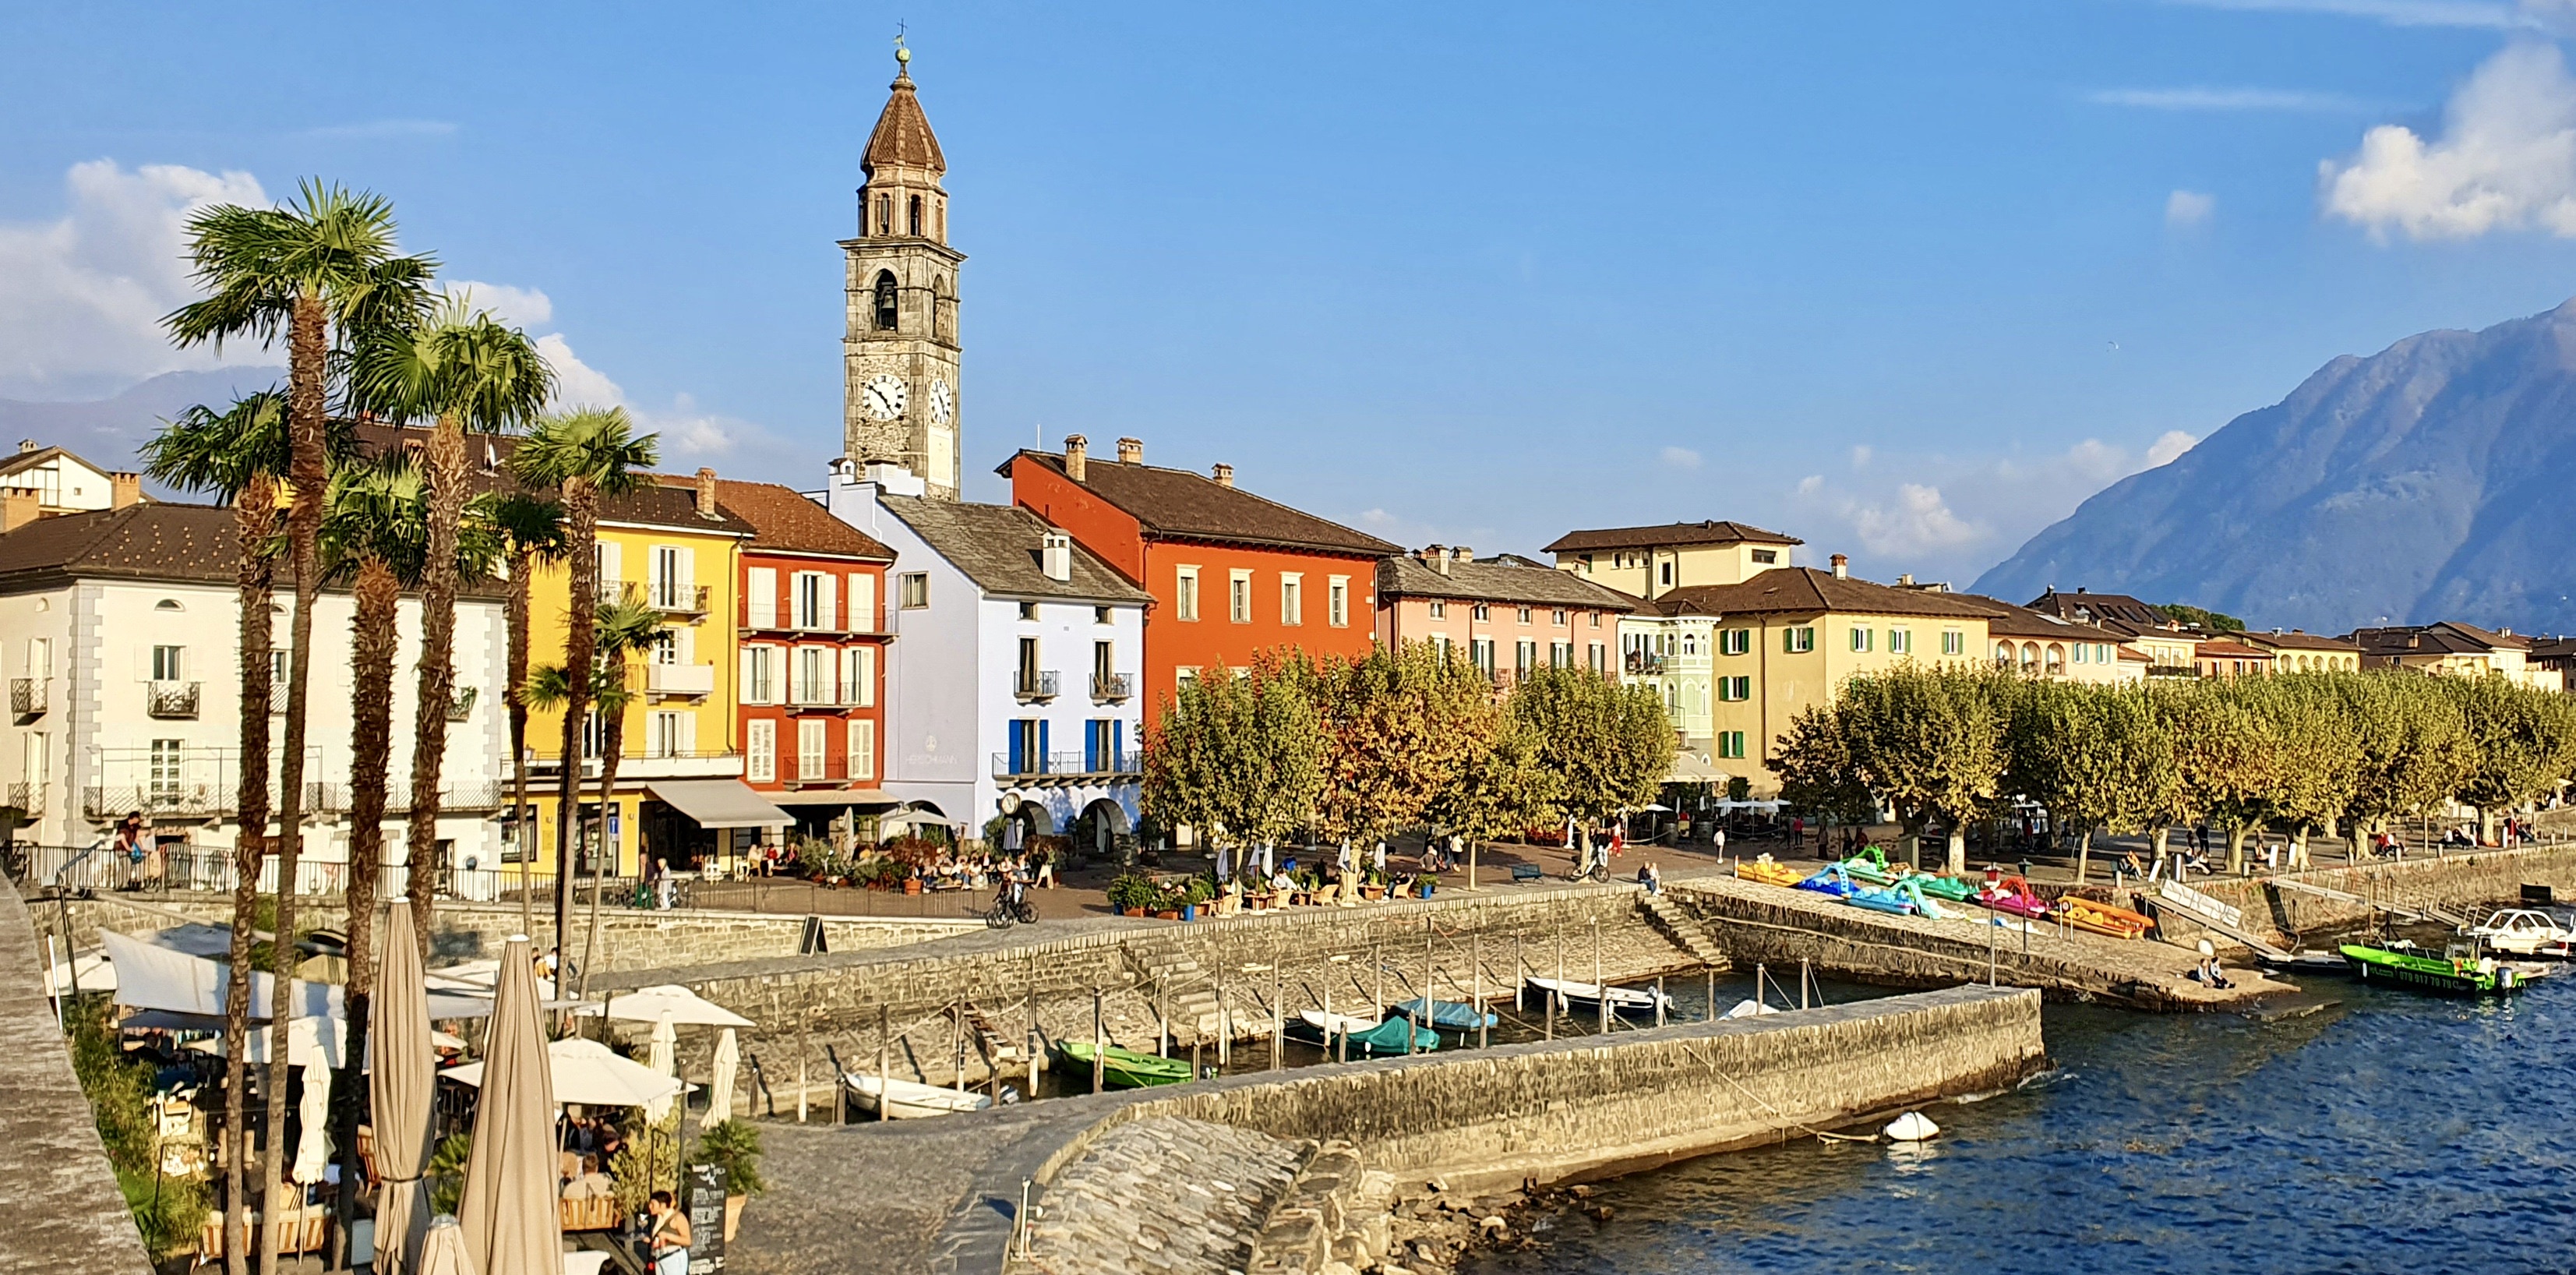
[1466, 971, 2576, 1273]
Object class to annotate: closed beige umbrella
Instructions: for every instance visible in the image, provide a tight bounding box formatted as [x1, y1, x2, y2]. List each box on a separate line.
[702, 1028, 739, 1130]
[414, 1214, 477, 1275]
[372, 900, 437, 1275]
[457, 935, 561, 1275]
[644, 1011, 677, 1123]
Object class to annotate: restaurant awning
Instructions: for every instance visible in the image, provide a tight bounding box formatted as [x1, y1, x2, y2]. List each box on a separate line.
[644, 779, 794, 829]
[769, 788, 901, 807]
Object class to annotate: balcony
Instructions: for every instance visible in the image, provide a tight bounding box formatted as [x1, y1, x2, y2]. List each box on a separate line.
[7, 782, 42, 815]
[446, 686, 478, 722]
[1014, 669, 1060, 703]
[991, 750, 1143, 782]
[787, 679, 843, 708]
[740, 599, 881, 637]
[269, 683, 290, 715]
[1091, 672, 1133, 703]
[625, 747, 745, 779]
[644, 662, 716, 698]
[148, 680, 201, 719]
[10, 677, 45, 718]
[785, 754, 863, 787]
[83, 783, 226, 820]
[1624, 652, 1667, 676]
[646, 582, 711, 616]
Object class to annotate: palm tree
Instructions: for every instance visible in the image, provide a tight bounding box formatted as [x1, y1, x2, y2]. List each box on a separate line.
[524, 596, 662, 1002]
[350, 297, 552, 952]
[507, 408, 657, 965]
[138, 390, 291, 1275]
[166, 180, 431, 1275]
[489, 493, 567, 938]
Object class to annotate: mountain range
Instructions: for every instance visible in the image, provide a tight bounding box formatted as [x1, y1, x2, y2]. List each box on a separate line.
[0, 369, 282, 491]
[1972, 298, 2576, 637]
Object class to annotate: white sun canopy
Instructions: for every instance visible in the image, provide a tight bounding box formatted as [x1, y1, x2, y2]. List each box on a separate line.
[646, 779, 793, 829]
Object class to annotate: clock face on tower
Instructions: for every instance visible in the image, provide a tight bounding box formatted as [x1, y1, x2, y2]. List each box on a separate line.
[929, 379, 955, 425]
[862, 373, 909, 422]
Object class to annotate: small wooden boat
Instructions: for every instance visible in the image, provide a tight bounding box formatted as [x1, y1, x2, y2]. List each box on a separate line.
[2059, 896, 2152, 940]
[1050, 1039, 1195, 1087]
[1388, 997, 1497, 1032]
[842, 1072, 993, 1118]
[2339, 943, 2528, 995]
[1734, 856, 1805, 888]
[1287, 1011, 1438, 1054]
[1525, 977, 1674, 1018]
[1974, 876, 2051, 920]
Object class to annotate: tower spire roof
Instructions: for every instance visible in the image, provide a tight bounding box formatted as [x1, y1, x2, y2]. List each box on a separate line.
[863, 45, 946, 178]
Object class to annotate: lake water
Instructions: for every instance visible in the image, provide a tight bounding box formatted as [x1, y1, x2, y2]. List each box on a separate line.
[1465, 971, 2576, 1274]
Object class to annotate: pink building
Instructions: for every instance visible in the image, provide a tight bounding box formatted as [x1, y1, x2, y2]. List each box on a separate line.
[1374, 546, 1639, 682]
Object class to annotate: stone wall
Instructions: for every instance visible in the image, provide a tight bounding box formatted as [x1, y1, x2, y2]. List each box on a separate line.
[0, 880, 155, 1275]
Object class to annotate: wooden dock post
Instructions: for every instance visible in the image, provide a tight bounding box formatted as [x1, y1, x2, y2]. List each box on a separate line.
[1091, 989, 1104, 1094]
[877, 1004, 891, 1123]
[1473, 931, 1488, 1051]
[1593, 918, 1607, 1035]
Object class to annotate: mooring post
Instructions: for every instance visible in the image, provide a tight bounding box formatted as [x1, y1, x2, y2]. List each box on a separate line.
[1988, 911, 1998, 987]
[1593, 918, 1607, 1035]
[1706, 966, 1716, 1022]
[1755, 962, 1767, 1011]
[1158, 983, 1170, 1058]
[1413, 928, 1432, 1055]
[1547, 924, 1562, 1040]
[1373, 944, 1385, 1014]
[1091, 989, 1104, 1095]
[1655, 974, 1667, 1027]
[1800, 957, 1811, 1010]
[1323, 973, 1336, 1064]
[877, 1003, 891, 1124]
[1272, 955, 1285, 1072]
[1028, 955, 1042, 1094]
[951, 1001, 965, 1094]
[1473, 931, 1488, 1051]
[1217, 976, 1230, 1070]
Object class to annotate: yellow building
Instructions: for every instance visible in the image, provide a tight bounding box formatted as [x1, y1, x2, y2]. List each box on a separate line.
[1546, 519, 1800, 600]
[1648, 557, 1995, 793]
[2349, 622, 2564, 690]
[2239, 629, 2363, 673]
[517, 472, 769, 882]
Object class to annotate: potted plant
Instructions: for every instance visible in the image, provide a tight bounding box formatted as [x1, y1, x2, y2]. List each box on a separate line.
[690, 1120, 765, 1241]
[1360, 869, 1387, 901]
[1106, 873, 1158, 916]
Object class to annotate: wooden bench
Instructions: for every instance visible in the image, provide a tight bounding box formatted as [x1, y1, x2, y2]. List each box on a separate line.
[1510, 864, 1544, 883]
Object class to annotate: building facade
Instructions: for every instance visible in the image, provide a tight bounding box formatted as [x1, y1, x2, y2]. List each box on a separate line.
[2239, 630, 2362, 673]
[2347, 622, 2564, 690]
[2024, 588, 2207, 678]
[1003, 436, 1397, 708]
[842, 47, 965, 500]
[822, 460, 1152, 852]
[1374, 547, 1633, 680]
[1545, 520, 1801, 601]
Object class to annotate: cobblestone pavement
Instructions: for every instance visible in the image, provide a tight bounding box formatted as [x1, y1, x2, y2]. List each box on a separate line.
[1024, 1116, 1310, 1275]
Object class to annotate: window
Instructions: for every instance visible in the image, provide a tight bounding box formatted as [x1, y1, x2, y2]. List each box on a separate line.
[1176, 567, 1200, 620]
[1551, 641, 1574, 668]
[650, 710, 688, 758]
[845, 646, 877, 707]
[1659, 560, 1674, 587]
[149, 739, 182, 802]
[746, 567, 778, 627]
[1752, 549, 1777, 565]
[1007, 719, 1046, 775]
[1017, 636, 1039, 693]
[1095, 606, 1112, 625]
[1890, 628, 1911, 655]
[898, 573, 929, 609]
[1432, 635, 1452, 663]
[1719, 676, 1751, 701]
[1720, 628, 1750, 655]
[1328, 576, 1350, 627]
[1093, 640, 1114, 685]
[1785, 627, 1816, 653]
[1280, 573, 1303, 626]
[1472, 603, 1490, 622]
[794, 571, 834, 629]
[1516, 640, 1537, 677]
[650, 545, 690, 610]
[1682, 634, 1697, 655]
[1018, 601, 1038, 621]
[874, 193, 891, 235]
[150, 645, 184, 681]
[1470, 638, 1495, 675]
[1230, 570, 1252, 623]
[798, 719, 828, 781]
[741, 646, 776, 704]
[2073, 643, 2088, 664]
[848, 719, 877, 780]
[1590, 613, 1602, 627]
[1084, 719, 1125, 771]
[1717, 731, 1747, 759]
[873, 270, 898, 330]
[25, 637, 48, 678]
[1517, 607, 1533, 625]
[1428, 600, 1447, 620]
[1552, 609, 1568, 627]
[795, 647, 835, 705]
[1177, 666, 1199, 688]
[1850, 627, 1874, 653]
[906, 194, 923, 236]
[1943, 630, 1964, 656]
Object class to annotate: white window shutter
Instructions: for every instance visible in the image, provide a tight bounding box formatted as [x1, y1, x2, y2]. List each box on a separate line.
[821, 574, 838, 631]
[856, 646, 877, 708]
[849, 719, 874, 780]
[597, 542, 623, 590]
[679, 712, 697, 754]
[849, 574, 874, 631]
[747, 568, 776, 627]
[676, 626, 696, 665]
[676, 546, 694, 589]
[739, 649, 757, 704]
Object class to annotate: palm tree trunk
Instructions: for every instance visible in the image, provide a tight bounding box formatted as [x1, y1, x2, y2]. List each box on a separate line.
[222, 476, 277, 1275]
[579, 700, 626, 1005]
[260, 289, 330, 1275]
[508, 549, 534, 938]
[404, 413, 466, 951]
[333, 553, 399, 1263]
[552, 479, 598, 969]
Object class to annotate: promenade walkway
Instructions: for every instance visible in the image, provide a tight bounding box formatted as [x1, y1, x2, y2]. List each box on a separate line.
[0, 878, 154, 1275]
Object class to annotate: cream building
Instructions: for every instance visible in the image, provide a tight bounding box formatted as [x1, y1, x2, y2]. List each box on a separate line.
[2349, 622, 2564, 690]
[2240, 630, 2362, 672]
[2024, 588, 2207, 679]
[1546, 519, 1800, 601]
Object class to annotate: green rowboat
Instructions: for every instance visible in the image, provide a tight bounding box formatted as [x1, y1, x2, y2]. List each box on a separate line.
[2338, 943, 2527, 995]
[1050, 1039, 1195, 1087]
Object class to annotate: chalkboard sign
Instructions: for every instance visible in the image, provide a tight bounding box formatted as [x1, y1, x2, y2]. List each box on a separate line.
[686, 1163, 729, 1273]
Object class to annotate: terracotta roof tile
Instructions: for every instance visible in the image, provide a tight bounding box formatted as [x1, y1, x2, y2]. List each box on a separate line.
[2239, 630, 2360, 653]
[1651, 567, 2001, 620]
[863, 71, 945, 176]
[1377, 556, 1641, 612]
[1011, 451, 1399, 558]
[712, 479, 892, 560]
[0, 502, 502, 598]
[1946, 593, 2127, 642]
[1542, 520, 1801, 553]
[2195, 639, 2274, 659]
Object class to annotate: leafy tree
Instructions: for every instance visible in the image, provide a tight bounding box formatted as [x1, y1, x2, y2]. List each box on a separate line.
[1508, 666, 1674, 839]
[2006, 681, 2175, 881]
[2440, 673, 2576, 842]
[2154, 603, 2245, 632]
[1767, 702, 1879, 830]
[509, 408, 658, 958]
[489, 492, 566, 936]
[1311, 643, 1514, 843]
[1142, 656, 1325, 870]
[1830, 666, 2013, 873]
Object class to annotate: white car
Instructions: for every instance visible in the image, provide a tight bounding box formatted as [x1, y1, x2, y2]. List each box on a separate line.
[2469, 909, 2573, 956]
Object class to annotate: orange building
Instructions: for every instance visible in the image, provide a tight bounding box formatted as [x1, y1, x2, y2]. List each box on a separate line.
[1001, 436, 1398, 707]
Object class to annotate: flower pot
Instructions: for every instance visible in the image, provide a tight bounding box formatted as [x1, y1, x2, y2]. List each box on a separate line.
[1180, 903, 1197, 922]
[725, 1194, 745, 1242]
[904, 878, 922, 895]
[1418, 882, 1435, 899]
[1362, 885, 1385, 900]
[1155, 909, 1180, 921]
[1110, 903, 1126, 916]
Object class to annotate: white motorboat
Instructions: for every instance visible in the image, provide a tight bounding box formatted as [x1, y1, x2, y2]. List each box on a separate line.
[2468, 909, 2574, 956]
[1717, 998, 1780, 1021]
[843, 1072, 994, 1118]
[1296, 1010, 1382, 1036]
[1523, 977, 1674, 1017]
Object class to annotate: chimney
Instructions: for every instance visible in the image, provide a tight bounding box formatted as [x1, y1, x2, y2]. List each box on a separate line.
[0, 487, 38, 533]
[1424, 545, 1449, 576]
[1451, 546, 1472, 564]
[1830, 553, 1848, 580]
[110, 472, 143, 509]
[1897, 573, 1914, 587]
[1116, 436, 1142, 465]
[695, 467, 719, 517]
[1211, 463, 1234, 489]
[1041, 531, 1072, 582]
[15, 440, 34, 454]
[1064, 434, 1088, 482]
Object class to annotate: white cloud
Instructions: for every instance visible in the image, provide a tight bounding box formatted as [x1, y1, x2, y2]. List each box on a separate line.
[440, 280, 553, 330]
[1844, 484, 1982, 556]
[2320, 43, 2576, 238]
[1849, 444, 1873, 468]
[2166, 189, 2218, 227]
[1659, 444, 1703, 470]
[1796, 475, 1823, 495]
[2091, 87, 2365, 111]
[2146, 429, 2200, 465]
[2160, 0, 2535, 28]
[0, 160, 277, 398]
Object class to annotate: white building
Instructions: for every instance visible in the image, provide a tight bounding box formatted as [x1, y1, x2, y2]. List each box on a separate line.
[0, 500, 510, 890]
[820, 460, 1150, 855]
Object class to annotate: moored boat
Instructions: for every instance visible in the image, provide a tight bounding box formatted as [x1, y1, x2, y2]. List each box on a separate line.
[2468, 909, 2574, 956]
[1844, 883, 1923, 916]
[1388, 997, 1498, 1032]
[842, 1072, 994, 1118]
[1974, 875, 2051, 920]
[2060, 895, 2152, 940]
[1050, 1039, 1195, 1087]
[1288, 1010, 1439, 1054]
[1796, 864, 1861, 898]
[2338, 943, 2528, 995]
[1735, 856, 1806, 888]
[1525, 976, 1675, 1019]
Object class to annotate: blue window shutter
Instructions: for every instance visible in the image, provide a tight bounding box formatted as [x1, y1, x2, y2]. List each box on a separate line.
[1113, 719, 1124, 768]
[1039, 719, 1050, 774]
[1008, 721, 1026, 775]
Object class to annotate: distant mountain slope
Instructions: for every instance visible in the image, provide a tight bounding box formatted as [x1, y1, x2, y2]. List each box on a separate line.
[0, 369, 283, 482]
[1971, 299, 2576, 635]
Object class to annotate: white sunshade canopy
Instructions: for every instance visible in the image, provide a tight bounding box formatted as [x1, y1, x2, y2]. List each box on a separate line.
[442, 1037, 689, 1109]
[647, 779, 792, 829]
[104, 930, 492, 1023]
[571, 984, 753, 1029]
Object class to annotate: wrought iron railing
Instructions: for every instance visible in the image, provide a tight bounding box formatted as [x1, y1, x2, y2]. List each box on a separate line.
[1015, 669, 1060, 701]
[147, 680, 200, 719]
[1091, 672, 1132, 702]
[10, 677, 45, 717]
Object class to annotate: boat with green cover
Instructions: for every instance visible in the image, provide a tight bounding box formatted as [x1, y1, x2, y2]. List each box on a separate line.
[2338, 943, 2528, 995]
[1050, 1039, 1195, 1087]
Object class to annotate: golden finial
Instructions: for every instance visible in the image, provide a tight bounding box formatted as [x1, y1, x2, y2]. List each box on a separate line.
[894, 23, 911, 72]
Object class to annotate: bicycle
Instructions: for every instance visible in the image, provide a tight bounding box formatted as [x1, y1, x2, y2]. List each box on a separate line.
[985, 895, 1039, 927]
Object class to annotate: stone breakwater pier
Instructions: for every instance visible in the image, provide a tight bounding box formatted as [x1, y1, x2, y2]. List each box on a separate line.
[725, 985, 2047, 1275]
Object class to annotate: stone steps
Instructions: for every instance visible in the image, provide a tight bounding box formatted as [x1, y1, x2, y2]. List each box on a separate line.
[1128, 948, 1224, 1041]
[1639, 893, 1727, 969]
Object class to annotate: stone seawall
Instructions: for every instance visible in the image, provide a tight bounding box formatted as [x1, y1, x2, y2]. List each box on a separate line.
[2186, 844, 2576, 948]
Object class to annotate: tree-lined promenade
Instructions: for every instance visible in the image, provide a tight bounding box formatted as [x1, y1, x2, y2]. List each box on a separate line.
[1772, 665, 2576, 881]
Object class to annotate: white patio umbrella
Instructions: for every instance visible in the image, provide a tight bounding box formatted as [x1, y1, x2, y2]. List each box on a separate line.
[373, 901, 439, 1275]
[702, 1029, 739, 1130]
[570, 984, 752, 1029]
[43, 948, 114, 996]
[645, 1012, 678, 1122]
[440, 1038, 686, 1110]
[455, 934, 561, 1275]
[291, 1059, 332, 1185]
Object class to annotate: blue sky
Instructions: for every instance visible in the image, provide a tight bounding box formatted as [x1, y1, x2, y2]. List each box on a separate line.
[6, 1, 2576, 583]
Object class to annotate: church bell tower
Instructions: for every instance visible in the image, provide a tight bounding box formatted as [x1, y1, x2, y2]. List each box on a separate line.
[843, 41, 965, 500]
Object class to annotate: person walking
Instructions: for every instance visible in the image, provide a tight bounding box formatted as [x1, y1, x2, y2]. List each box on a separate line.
[645, 1189, 692, 1275]
[112, 811, 146, 890]
[1713, 824, 1727, 858]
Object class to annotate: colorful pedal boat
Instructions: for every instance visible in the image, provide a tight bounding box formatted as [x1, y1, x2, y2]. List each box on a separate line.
[2060, 895, 2152, 939]
[1796, 864, 1861, 898]
[1735, 857, 1807, 888]
[1973, 876, 2052, 920]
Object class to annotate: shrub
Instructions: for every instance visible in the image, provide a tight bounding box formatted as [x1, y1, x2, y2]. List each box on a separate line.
[1106, 873, 1159, 912]
[690, 1120, 766, 1197]
[885, 836, 944, 871]
[119, 1167, 208, 1255]
[428, 1132, 473, 1215]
